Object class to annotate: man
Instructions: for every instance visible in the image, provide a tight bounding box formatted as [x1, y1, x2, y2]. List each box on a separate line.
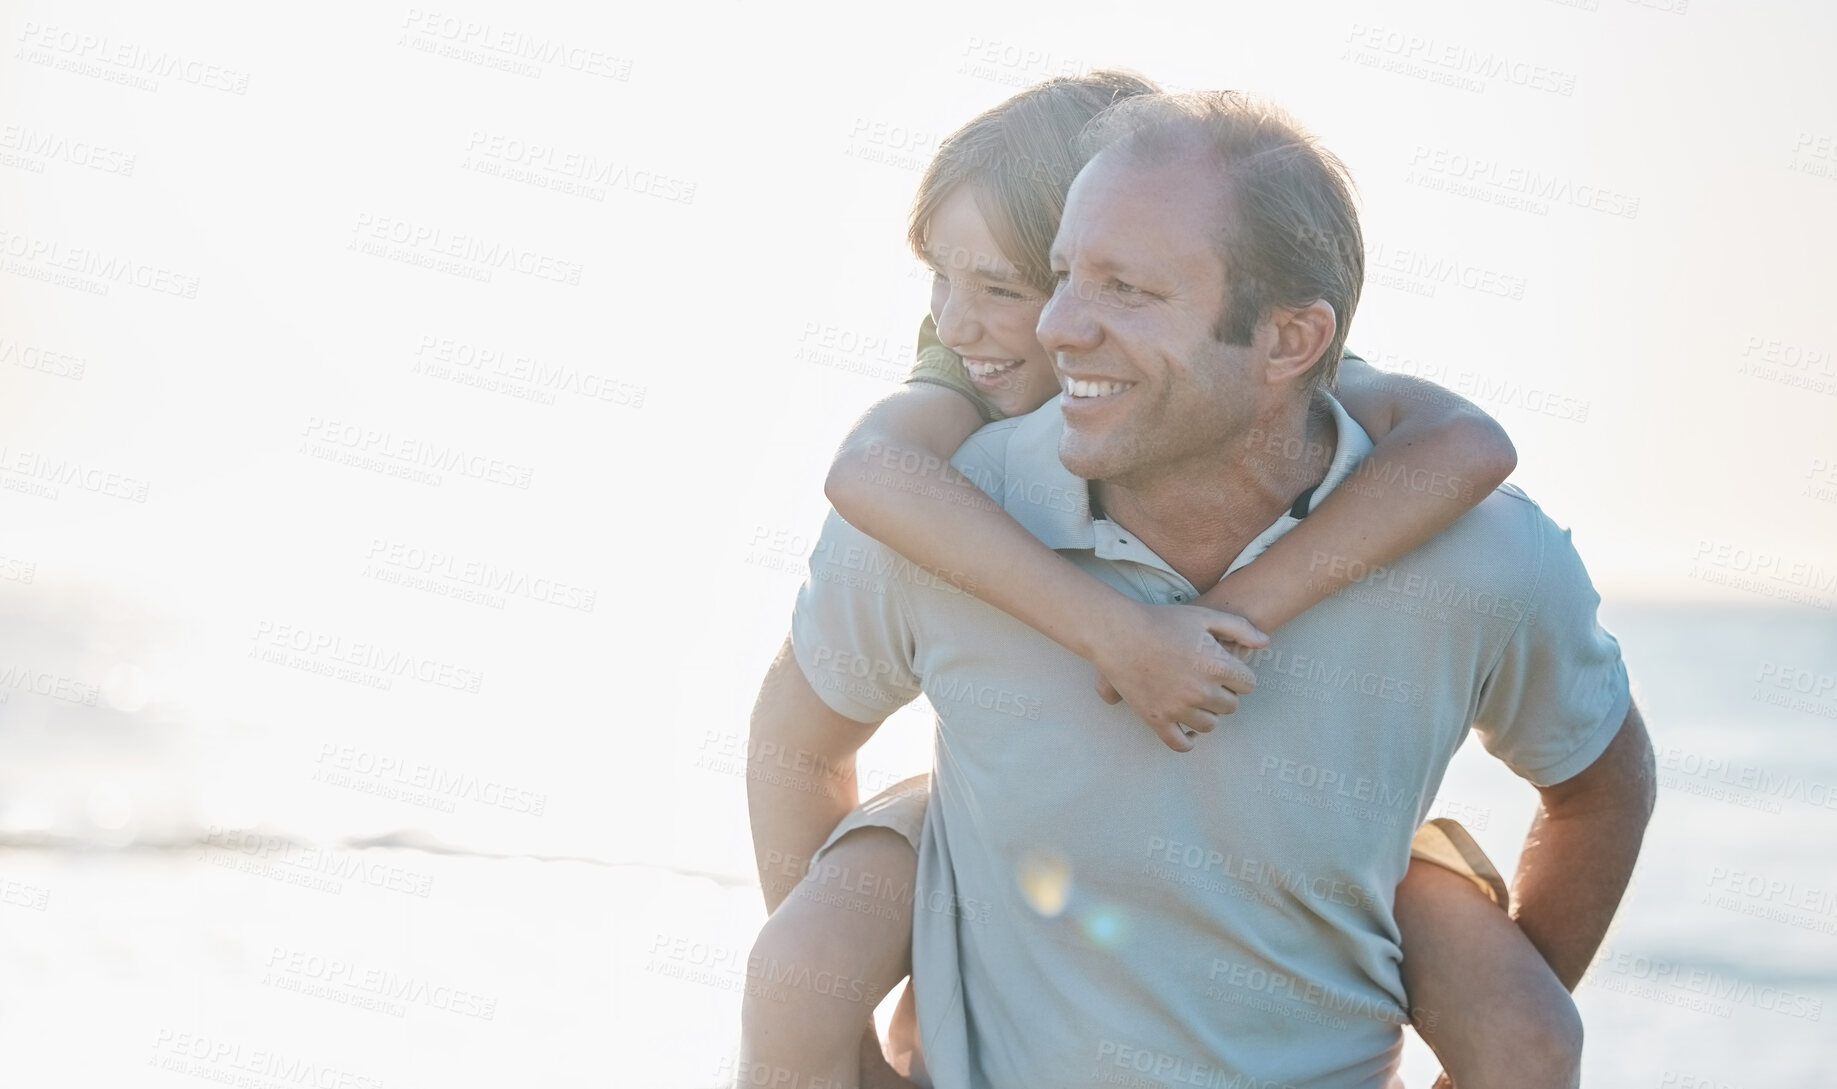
[749, 92, 1654, 1088]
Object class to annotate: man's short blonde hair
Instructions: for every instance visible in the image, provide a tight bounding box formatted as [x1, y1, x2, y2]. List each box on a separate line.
[1077, 92, 1365, 394]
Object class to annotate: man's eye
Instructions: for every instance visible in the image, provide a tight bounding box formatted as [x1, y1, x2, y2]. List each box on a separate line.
[1113, 280, 1140, 295]
[988, 286, 1025, 300]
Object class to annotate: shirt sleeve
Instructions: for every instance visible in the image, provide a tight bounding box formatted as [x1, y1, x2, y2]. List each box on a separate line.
[789, 508, 926, 724]
[1470, 505, 1632, 787]
[906, 314, 1004, 423]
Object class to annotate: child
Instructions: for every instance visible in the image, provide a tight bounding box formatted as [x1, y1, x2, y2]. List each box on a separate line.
[744, 71, 1580, 1089]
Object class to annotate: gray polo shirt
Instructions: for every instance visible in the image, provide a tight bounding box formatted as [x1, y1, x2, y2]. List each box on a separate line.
[790, 393, 1630, 1089]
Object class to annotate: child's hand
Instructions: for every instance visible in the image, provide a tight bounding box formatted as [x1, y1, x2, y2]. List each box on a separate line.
[1091, 601, 1268, 753]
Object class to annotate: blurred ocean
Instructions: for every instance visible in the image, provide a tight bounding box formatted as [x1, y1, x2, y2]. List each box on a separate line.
[0, 599, 1832, 1086]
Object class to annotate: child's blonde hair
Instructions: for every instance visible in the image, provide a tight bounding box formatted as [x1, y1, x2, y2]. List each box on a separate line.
[907, 69, 1161, 293]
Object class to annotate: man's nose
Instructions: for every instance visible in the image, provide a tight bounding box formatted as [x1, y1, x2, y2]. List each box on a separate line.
[1036, 278, 1099, 357]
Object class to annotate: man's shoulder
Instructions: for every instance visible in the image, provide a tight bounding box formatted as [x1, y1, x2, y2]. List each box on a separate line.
[1420, 482, 1587, 598]
[948, 411, 1038, 497]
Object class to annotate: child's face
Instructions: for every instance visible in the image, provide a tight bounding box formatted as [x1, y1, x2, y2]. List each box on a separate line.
[922, 187, 1060, 418]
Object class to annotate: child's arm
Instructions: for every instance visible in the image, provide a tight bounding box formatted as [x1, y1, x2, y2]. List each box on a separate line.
[1193, 354, 1518, 633]
[824, 383, 1267, 753]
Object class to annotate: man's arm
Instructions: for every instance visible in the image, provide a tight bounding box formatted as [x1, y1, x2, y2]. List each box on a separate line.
[1508, 699, 1657, 989]
[747, 635, 886, 912]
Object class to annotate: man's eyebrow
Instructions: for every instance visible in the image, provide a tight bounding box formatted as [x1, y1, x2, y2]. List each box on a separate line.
[1051, 248, 1138, 278]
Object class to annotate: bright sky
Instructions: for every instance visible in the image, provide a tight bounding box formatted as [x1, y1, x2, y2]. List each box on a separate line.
[0, 0, 1833, 867]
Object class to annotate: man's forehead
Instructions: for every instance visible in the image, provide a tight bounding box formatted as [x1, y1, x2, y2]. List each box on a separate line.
[1055, 147, 1227, 261]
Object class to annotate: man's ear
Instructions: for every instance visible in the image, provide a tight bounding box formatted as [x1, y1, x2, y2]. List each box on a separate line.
[1260, 300, 1337, 387]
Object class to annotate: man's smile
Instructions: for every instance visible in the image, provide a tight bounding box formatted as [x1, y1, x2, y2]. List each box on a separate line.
[1060, 373, 1137, 408]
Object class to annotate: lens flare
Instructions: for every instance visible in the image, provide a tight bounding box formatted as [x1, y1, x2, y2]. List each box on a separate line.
[1017, 848, 1072, 917]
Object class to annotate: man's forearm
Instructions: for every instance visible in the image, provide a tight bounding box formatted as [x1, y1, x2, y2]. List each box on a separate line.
[1510, 702, 1656, 989]
[747, 638, 868, 912]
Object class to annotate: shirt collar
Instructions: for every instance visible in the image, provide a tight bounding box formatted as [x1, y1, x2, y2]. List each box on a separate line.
[997, 391, 1375, 574]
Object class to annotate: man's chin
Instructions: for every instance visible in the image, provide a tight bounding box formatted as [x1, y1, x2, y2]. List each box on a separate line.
[1056, 435, 1116, 482]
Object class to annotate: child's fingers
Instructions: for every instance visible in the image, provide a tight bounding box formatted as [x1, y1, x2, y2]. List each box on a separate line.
[1095, 678, 1123, 704]
[1203, 613, 1268, 649]
[1155, 720, 1197, 752]
[1207, 651, 1257, 696]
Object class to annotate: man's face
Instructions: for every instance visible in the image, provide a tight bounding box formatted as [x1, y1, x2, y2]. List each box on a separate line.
[1037, 148, 1263, 485]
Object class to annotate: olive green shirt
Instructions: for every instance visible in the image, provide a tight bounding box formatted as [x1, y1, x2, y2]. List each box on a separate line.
[907, 315, 1005, 423]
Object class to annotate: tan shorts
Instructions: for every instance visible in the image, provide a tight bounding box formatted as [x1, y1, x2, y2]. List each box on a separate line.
[812, 774, 1510, 913]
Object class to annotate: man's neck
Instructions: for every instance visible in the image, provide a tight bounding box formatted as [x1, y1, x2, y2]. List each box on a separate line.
[1093, 396, 1336, 590]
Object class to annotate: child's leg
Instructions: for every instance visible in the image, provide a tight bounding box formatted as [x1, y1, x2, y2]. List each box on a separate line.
[1395, 858, 1583, 1089]
[740, 826, 919, 1089]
